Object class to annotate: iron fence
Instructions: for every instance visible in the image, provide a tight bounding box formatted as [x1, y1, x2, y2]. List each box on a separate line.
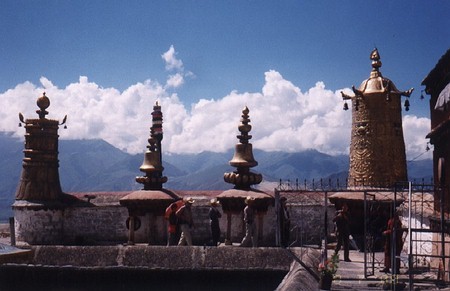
[274, 178, 450, 288]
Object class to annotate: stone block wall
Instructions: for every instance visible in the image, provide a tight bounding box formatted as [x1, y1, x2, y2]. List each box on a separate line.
[26, 245, 317, 271]
[14, 208, 64, 245]
[63, 206, 129, 244]
[130, 197, 277, 246]
[14, 195, 329, 247]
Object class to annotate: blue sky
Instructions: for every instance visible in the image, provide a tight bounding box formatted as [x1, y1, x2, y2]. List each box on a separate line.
[0, 1, 448, 158]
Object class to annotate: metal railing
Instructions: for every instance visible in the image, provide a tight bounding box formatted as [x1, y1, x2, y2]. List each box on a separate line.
[274, 178, 450, 289]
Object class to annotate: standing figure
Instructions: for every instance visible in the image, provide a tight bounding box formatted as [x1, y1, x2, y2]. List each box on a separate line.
[209, 198, 222, 246]
[279, 197, 291, 247]
[166, 202, 179, 246]
[382, 212, 404, 274]
[177, 197, 195, 246]
[240, 196, 257, 247]
[333, 203, 351, 262]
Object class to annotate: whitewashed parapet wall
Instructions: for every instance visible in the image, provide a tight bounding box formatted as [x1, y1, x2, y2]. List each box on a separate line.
[13, 195, 339, 247]
[14, 208, 64, 245]
[13, 195, 279, 246]
[13, 204, 129, 246]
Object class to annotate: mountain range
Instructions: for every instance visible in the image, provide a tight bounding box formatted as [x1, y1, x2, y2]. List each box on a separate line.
[0, 132, 433, 221]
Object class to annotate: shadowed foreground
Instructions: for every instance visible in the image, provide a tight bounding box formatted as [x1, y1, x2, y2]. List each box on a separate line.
[0, 266, 286, 291]
[0, 245, 320, 291]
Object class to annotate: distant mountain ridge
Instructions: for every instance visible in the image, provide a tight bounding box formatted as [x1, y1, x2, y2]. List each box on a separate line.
[0, 132, 433, 221]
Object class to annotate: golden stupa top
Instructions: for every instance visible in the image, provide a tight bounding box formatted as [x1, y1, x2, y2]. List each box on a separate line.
[18, 92, 67, 126]
[223, 106, 262, 190]
[344, 48, 413, 98]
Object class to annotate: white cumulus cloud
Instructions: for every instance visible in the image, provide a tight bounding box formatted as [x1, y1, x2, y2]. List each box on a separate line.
[162, 45, 183, 71]
[403, 115, 432, 161]
[0, 48, 432, 161]
[161, 45, 194, 89]
[165, 73, 184, 89]
[0, 72, 431, 160]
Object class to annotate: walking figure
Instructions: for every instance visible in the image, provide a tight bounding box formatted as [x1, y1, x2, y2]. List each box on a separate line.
[279, 197, 290, 247]
[177, 197, 195, 246]
[209, 198, 222, 246]
[240, 196, 257, 247]
[166, 202, 179, 246]
[382, 212, 404, 274]
[333, 203, 351, 262]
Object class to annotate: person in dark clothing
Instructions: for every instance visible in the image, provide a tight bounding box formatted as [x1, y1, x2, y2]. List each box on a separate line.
[382, 212, 404, 274]
[209, 198, 222, 246]
[167, 203, 179, 246]
[333, 203, 351, 262]
[279, 197, 291, 247]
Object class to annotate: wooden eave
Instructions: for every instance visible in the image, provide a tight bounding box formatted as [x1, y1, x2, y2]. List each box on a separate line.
[426, 118, 450, 140]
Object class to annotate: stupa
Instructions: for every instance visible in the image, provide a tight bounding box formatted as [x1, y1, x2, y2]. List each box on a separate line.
[329, 49, 413, 249]
[15, 93, 67, 202]
[120, 102, 180, 245]
[341, 48, 413, 188]
[217, 106, 273, 245]
[13, 93, 69, 244]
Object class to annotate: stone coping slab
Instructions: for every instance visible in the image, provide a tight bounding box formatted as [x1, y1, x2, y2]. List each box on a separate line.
[1, 245, 320, 273]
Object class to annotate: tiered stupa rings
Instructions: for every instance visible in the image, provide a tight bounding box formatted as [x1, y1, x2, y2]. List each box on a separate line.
[223, 106, 263, 189]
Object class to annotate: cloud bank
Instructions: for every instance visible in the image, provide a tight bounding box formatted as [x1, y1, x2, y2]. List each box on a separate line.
[0, 46, 432, 160]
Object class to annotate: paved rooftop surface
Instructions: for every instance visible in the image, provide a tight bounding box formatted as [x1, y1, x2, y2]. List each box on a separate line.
[329, 250, 450, 290]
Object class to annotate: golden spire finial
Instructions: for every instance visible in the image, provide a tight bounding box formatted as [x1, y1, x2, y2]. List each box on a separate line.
[237, 106, 252, 144]
[36, 92, 50, 119]
[370, 48, 382, 71]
